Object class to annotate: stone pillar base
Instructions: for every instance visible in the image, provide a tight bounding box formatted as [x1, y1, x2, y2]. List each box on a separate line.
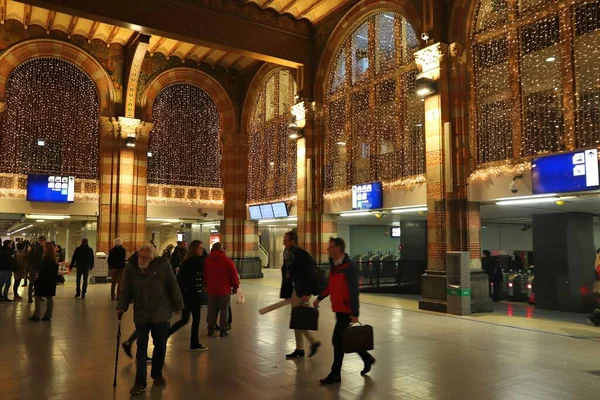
[419, 270, 447, 313]
[470, 270, 493, 313]
[233, 257, 263, 279]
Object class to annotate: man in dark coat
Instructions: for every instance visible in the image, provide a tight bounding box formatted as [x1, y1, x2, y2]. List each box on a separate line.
[27, 236, 46, 303]
[482, 250, 502, 302]
[170, 241, 187, 274]
[0, 240, 14, 302]
[280, 230, 321, 360]
[108, 238, 127, 301]
[71, 238, 95, 298]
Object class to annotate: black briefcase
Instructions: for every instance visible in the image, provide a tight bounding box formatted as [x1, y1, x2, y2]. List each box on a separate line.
[290, 306, 319, 331]
[343, 323, 374, 354]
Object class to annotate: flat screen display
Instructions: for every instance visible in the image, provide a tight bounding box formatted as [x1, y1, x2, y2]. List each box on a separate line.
[259, 204, 274, 219]
[249, 205, 262, 220]
[272, 202, 288, 218]
[390, 227, 401, 238]
[351, 181, 383, 210]
[26, 174, 75, 203]
[532, 149, 600, 194]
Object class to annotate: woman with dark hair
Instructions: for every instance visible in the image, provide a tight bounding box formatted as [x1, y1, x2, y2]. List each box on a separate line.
[167, 240, 208, 351]
[29, 242, 59, 321]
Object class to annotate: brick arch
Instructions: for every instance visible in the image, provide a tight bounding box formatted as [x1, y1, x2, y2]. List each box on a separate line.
[241, 63, 296, 134]
[314, 0, 423, 103]
[141, 68, 237, 134]
[448, 0, 478, 43]
[0, 38, 115, 116]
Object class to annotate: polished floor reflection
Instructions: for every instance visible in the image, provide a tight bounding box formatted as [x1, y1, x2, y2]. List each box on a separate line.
[1, 273, 600, 399]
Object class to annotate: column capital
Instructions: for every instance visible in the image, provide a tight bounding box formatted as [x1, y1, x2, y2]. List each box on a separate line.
[415, 42, 448, 79]
[136, 121, 154, 139]
[118, 116, 141, 137]
[0, 101, 5, 113]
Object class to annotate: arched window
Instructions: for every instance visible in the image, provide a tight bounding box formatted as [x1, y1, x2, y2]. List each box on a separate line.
[0, 57, 99, 178]
[247, 69, 297, 202]
[148, 83, 221, 187]
[324, 12, 424, 192]
[472, 0, 600, 164]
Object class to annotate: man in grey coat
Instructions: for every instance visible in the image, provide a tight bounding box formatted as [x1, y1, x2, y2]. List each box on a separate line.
[117, 244, 184, 396]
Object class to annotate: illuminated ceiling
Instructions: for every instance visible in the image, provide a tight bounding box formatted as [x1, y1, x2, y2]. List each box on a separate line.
[243, 0, 354, 24]
[0, 0, 260, 71]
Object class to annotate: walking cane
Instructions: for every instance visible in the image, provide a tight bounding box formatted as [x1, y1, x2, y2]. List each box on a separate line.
[113, 314, 122, 387]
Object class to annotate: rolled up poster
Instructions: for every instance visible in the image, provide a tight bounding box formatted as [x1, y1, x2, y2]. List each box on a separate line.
[259, 299, 290, 315]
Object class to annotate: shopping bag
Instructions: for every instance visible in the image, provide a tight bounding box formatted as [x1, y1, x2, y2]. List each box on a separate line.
[343, 323, 374, 354]
[236, 287, 245, 305]
[593, 280, 600, 296]
[289, 305, 319, 331]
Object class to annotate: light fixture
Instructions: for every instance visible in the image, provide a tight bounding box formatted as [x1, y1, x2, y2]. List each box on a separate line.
[555, 200, 566, 206]
[287, 216, 298, 220]
[258, 219, 278, 223]
[37, 139, 45, 146]
[147, 151, 153, 158]
[391, 206, 428, 214]
[160, 222, 172, 226]
[289, 132, 302, 140]
[340, 212, 371, 217]
[545, 56, 556, 62]
[336, 141, 346, 146]
[146, 218, 181, 223]
[25, 214, 70, 220]
[415, 77, 437, 98]
[35, 220, 45, 223]
[287, 224, 297, 226]
[496, 197, 559, 206]
[8, 224, 34, 235]
[125, 137, 136, 148]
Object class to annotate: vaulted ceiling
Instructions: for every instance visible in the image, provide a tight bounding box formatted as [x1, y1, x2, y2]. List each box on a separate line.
[243, 0, 354, 24]
[0, 0, 260, 71]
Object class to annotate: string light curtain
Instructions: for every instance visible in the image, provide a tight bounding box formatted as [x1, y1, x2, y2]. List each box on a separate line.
[149, 83, 221, 187]
[247, 70, 297, 202]
[472, 0, 600, 165]
[324, 12, 424, 192]
[0, 57, 99, 178]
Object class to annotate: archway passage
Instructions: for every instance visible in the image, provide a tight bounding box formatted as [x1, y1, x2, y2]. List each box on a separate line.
[149, 83, 222, 187]
[0, 57, 100, 179]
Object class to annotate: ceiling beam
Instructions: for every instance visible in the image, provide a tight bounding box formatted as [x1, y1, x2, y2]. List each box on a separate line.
[18, 0, 309, 68]
[279, 0, 298, 14]
[212, 52, 228, 66]
[66, 15, 78, 38]
[23, 4, 32, 28]
[241, 59, 261, 73]
[262, 0, 276, 8]
[181, 45, 199, 62]
[106, 25, 119, 45]
[227, 55, 244, 69]
[297, 0, 323, 19]
[149, 36, 166, 54]
[87, 20, 100, 42]
[166, 41, 183, 58]
[196, 49, 213, 64]
[45, 10, 55, 33]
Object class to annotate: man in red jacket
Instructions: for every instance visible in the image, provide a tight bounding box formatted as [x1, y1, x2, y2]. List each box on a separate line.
[314, 237, 375, 385]
[204, 242, 239, 337]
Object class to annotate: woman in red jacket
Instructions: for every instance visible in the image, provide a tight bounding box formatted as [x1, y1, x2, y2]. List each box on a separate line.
[204, 242, 239, 337]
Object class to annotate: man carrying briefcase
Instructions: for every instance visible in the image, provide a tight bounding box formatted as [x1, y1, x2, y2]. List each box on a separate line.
[314, 237, 375, 385]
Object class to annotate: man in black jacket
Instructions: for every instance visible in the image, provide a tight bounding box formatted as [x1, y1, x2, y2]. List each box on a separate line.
[108, 238, 127, 301]
[27, 236, 46, 303]
[71, 238, 95, 298]
[280, 231, 321, 360]
[0, 240, 14, 302]
[170, 241, 187, 274]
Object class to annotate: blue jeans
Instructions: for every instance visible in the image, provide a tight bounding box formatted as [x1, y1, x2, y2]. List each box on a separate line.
[0, 270, 12, 299]
[135, 321, 170, 385]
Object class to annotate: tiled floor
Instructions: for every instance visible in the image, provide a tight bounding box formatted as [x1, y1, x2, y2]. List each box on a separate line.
[2, 272, 600, 399]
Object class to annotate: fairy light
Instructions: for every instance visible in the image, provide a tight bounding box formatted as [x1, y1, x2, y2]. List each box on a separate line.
[0, 57, 99, 178]
[471, 0, 600, 179]
[148, 83, 221, 187]
[247, 70, 297, 202]
[324, 12, 424, 193]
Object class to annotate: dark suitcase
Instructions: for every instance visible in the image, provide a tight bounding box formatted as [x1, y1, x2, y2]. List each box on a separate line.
[290, 306, 319, 331]
[343, 323, 374, 354]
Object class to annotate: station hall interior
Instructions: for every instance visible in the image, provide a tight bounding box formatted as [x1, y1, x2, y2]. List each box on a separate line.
[2, 0, 600, 398]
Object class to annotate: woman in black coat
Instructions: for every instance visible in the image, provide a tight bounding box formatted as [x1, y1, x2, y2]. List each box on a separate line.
[167, 240, 208, 351]
[29, 242, 59, 321]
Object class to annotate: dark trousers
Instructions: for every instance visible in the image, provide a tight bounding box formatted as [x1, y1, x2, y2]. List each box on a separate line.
[135, 321, 170, 385]
[126, 330, 139, 344]
[214, 303, 233, 327]
[13, 278, 22, 297]
[28, 269, 37, 300]
[0, 270, 12, 298]
[168, 301, 201, 347]
[207, 295, 230, 331]
[76, 266, 90, 295]
[331, 313, 372, 376]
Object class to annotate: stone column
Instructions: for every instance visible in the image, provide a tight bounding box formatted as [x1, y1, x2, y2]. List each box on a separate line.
[97, 116, 149, 255]
[415, 43, 491, 313]
[221, 131, 262, 278]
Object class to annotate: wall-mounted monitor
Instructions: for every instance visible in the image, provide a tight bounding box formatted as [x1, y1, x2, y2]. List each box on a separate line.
[532, 149, 599, 194]
[272, 202, 289, 218]
[351, 181, 383, 210]
[390, 227, 401, 238]
[249, 205, 262, 220]
[26, 174, 75, 203]
[259, 204, 275, 219]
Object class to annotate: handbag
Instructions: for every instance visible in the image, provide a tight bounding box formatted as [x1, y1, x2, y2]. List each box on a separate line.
[343, 323, 374, 354]
[290, 304, 319, 331]
[593, 280, 600, 296]
[236, 287, 245, 305]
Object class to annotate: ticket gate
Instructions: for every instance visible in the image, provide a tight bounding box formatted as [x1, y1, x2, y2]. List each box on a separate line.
[508, 271, 527, 301]
[527, 274, 535, 297]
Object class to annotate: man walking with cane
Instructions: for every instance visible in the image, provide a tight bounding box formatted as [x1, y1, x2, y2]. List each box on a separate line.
[314, 237, 375, 385]
[117, 244, 184, 395]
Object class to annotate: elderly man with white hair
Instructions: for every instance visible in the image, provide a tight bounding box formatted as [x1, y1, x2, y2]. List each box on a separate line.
[117, 244, 184, 395]
[108, 238, 126, 301]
